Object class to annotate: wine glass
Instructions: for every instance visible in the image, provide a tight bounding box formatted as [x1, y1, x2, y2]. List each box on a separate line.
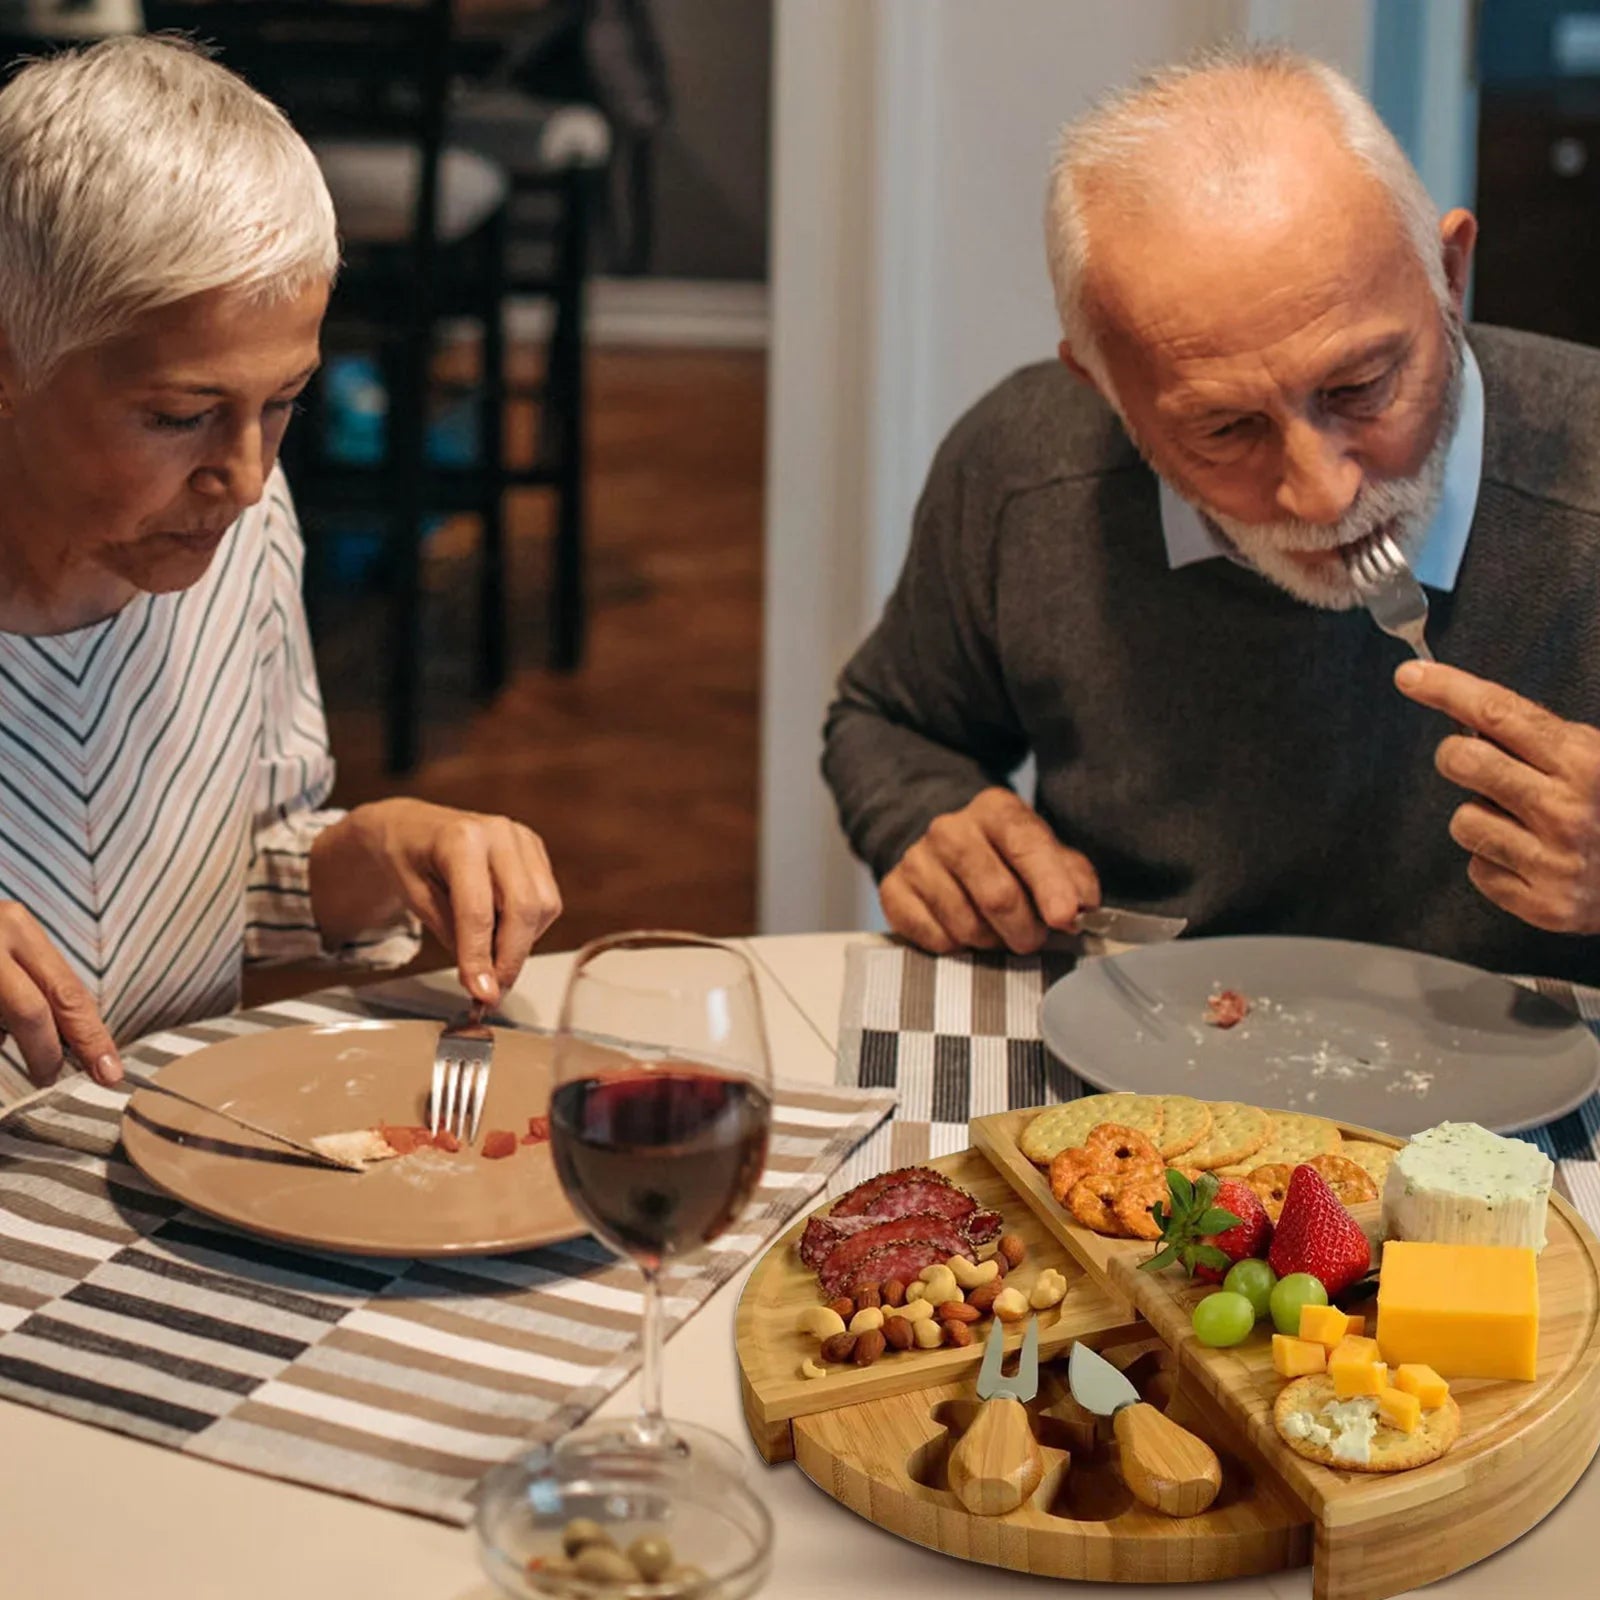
[548, 931, 773, 1457]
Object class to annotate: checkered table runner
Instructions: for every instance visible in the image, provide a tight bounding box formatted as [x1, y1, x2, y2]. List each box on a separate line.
[833, 944, 1600, 1230]
[0, 990, 895, 1523]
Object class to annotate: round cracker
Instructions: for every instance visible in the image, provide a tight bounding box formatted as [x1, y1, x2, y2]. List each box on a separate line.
[1153, 1094, 1212, 1158]
[1181, 1102, 1273, 1170]
[1273, 1375, 1460, 1473]
[1216, 1111, 1341, 1176]
[1020, 1094, 1165, 1166]
[1305, 1152, 1378, 1206]
[1340, 1139, 1400, 1187]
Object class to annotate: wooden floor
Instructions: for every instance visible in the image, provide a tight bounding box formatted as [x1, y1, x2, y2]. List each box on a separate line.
[246, 346, 766, 1006]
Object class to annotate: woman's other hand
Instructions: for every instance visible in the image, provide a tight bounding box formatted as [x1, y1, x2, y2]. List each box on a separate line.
[0, 901, 122, 1086]
[311, 800, 562, 1004]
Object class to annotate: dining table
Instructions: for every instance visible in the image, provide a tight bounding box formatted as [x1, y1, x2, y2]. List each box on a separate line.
[2, 930, 1595, 1599]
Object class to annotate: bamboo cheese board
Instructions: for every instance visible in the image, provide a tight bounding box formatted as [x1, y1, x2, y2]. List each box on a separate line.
[737, 1112, 1600, 1599]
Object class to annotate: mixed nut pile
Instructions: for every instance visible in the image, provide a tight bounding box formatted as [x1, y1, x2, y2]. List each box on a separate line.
[796, 1232, 1069, 1376]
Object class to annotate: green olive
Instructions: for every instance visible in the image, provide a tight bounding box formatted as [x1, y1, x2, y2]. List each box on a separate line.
[561, 1518, 612, 1558]
[573, 1545, 638, 1584]
[663, 1564, 711, 1597]
[627, 1535, 674, 1581]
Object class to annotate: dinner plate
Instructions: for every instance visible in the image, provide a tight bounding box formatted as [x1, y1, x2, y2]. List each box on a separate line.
[1038, 935, 1600, 1137]
[121, 1020, 584, 1256]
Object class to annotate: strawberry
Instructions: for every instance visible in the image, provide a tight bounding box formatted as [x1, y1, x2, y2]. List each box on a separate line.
[1267, 1163, 1370, 1296]
[1140, 1170, 1250, 1279]
[1193, 1179, 1273, 1283]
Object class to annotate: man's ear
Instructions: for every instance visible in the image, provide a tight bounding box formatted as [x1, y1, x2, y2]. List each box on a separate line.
[1439, 209, 1478, 315]
[1058, 340, 1098, 389]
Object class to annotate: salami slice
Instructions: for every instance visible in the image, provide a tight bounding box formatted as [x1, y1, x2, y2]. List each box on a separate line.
[829, 1165, 958, 1217]
[817, 1216, 974, 1297]
[799, 1194, 1005, 1271]
[821, 1238, 962, 1299]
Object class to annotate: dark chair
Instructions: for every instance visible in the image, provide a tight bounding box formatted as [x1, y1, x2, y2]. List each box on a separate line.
[143, 0, 513, 773]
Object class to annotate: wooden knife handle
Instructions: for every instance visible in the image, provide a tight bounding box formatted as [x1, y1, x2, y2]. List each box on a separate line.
[1113, 1401, 1221, 1517]
[946, 1397, 1044, 1517]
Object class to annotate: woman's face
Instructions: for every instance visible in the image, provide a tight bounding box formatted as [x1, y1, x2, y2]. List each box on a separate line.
[0, 278, 328, 594]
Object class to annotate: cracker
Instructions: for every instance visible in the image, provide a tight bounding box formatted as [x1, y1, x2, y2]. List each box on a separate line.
[1306, 1152, 1378, 1205]
[1216, 1111, 1341, 1176]
[1153, 1094, 1212, 1158]
[1274, 1375, 1461, 1473]
[1180, 1102, 1273, 1170]
[1340, 1139, 1399, 1187]
[1020, 1095, 1165, 1165]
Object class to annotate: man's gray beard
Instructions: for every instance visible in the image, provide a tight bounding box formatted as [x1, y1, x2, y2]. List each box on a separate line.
[1154, 315, 1466, 611]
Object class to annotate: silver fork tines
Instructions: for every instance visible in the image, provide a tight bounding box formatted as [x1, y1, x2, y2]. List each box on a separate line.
[1344, 531, 1435, 661]
[429, 1006, 495, 1144]
[976, 1311, 1040, 1401]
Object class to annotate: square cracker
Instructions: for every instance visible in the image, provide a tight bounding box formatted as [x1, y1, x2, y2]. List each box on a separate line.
[1216, 1111, 1341, 1176]
[1274, 1374, 1460, 1472]
[1020, 1094, 1165, 1166]
[1181, 1101, 1273, 1170]
[1153, 1094, 1212, 1158]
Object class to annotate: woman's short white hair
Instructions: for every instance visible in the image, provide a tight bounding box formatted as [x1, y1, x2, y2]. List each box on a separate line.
[1045, 43, 1446, 399]
[0, 34, 338, 386]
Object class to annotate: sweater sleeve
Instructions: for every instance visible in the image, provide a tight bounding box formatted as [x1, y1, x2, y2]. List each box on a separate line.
[244, 473, 422, 969]
[822, 416, 1031, 880]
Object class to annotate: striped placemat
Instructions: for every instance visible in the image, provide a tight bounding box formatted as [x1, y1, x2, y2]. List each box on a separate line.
[832, 944, 1600, 1230]
[0, 990, 895, 1523]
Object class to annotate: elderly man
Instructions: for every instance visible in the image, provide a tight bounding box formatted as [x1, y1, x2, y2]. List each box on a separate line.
[822, 45, 1600, 980]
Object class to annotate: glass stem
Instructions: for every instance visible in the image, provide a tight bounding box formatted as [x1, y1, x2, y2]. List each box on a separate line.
[635, 1265, 668, 1448]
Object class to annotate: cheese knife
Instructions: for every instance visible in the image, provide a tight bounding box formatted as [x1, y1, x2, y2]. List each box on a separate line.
[946, 1315, 1044, 1517]
[1044, 907, 1188, 950]
[1067, 1341, 1221, 1517]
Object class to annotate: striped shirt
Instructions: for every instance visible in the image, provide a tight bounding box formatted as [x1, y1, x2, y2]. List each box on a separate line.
[0, 467, 419, 1101]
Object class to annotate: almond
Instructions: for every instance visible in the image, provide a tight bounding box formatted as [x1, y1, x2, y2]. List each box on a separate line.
[941, 1318, 975, 1348]
[999, 1234, 1026, 1268]
[883, 1316, 913, 1351]
[881, 1278, 907, 1308]
[852, 1328, 886, 1366]
[937, 1301, 980, 1323]
[819, 1333, 857, 1363]
[965, 1280, 1003, 1315]
[826, 1296, 856, 1322]
[854, 1283, 882, 1312]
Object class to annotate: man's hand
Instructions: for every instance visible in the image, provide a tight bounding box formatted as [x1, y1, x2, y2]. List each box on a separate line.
[879, 788, 1100, 954]
[0, 901, 122, 1087]
[312, 800, 563, 1004]
[1396, 661, 1600, 934]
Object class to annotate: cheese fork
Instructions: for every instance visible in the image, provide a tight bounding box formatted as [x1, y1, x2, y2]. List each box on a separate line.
[947, 1315, 1044, 1516]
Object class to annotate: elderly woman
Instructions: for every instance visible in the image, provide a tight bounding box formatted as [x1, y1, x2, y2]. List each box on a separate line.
[0, 37, 561, 1099]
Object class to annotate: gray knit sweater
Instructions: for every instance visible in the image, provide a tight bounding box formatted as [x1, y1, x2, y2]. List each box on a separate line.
[823, 325, 1600, 981]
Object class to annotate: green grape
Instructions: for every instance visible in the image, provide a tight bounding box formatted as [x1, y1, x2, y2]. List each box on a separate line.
[1223, 1259, 1277, 1320]
[1191, 1290, 1256, 1348]
[1269, 1272, 1329, 1336]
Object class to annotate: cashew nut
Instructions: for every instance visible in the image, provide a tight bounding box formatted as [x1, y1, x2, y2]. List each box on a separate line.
[1028, 1269, 1068, 1310]
[797, 1305, 847, 1339]
[992, 1285, 1030, 1321]
[912, 1317, 944, 1349]
[800, 1357, 828, 1379]
[948, 1256, 999, 1290]
[897, 1297, 935, 1323]
[905, 1281, 927, 1304]
[919, 1265, 959, 1306]
[848, 1306, 885, 1335]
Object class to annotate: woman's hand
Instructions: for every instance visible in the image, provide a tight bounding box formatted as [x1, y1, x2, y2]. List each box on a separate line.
[0, 901, 122, 1087]
[310, 800, 562, 1003]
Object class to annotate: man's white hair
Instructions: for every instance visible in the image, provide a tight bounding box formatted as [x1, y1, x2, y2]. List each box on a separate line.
[1045, 44, 1446, 398]
[0, 34, 338, 386]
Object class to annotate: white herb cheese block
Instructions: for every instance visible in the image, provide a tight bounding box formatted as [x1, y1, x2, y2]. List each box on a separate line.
[1381, 1121, 1553, 1253]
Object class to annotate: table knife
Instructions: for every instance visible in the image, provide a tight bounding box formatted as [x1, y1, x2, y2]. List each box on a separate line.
[1067, 1341, 1220, 1517]
[1044, 907, 1188, 950]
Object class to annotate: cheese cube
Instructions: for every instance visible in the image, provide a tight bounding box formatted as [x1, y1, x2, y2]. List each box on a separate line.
[1272, 1334, 1328, 1378]
[1329, 1335, 1382, 1366]
[1376, 1241, 1538, 1382]
[1297, 1304, 1351, 1348]
[1377, 1385, 1421, 1434]
[1344, 1314, 1367, 1338]
[1393, 1363, 1450, 1410]
[1330, 1352, 1387, 1399]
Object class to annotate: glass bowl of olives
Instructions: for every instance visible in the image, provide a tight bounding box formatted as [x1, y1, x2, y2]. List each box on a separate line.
[475, 1424, 772, 1599]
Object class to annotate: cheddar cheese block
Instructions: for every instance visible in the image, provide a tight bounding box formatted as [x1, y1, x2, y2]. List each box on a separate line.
[1376, 1240, 1539, 1381]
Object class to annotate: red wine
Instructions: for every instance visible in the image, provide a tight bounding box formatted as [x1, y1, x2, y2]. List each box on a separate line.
[550, 1070, 771, 1266]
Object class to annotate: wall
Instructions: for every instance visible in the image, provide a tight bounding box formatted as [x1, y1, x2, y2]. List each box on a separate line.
[649, 0, 772, 280]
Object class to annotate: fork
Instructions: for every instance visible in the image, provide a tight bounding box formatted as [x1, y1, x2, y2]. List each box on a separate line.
[429, 1000, 495, 1144]
[946, 1314, 1043, 1516]
[1345, 530, 1435, 661]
